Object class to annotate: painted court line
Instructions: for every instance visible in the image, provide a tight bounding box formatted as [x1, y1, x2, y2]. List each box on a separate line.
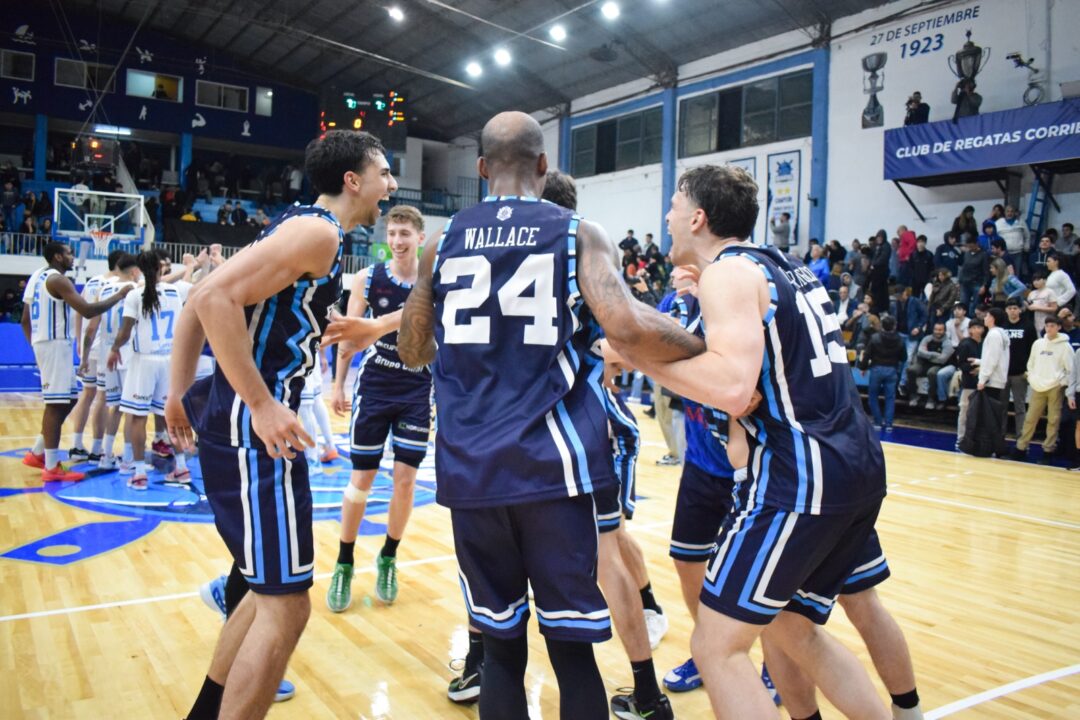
[926, 663, 1080, 718]
[888, 489, 1080, 530]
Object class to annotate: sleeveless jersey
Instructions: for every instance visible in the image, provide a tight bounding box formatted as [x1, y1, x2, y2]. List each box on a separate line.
[97, 278, 135, 352]
[718, 245, 885, 514]
[28, 268, 72, 343]
[83, 274, 108, 354]
[353, 262, 432, 403]
[123, 282, 185, 355]
[674, 296, 736, 478]
[193, 204, 344, 449]
[431, 196, 614, 508]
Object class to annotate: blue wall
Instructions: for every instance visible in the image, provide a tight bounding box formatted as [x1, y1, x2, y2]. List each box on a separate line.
[0, 7, 318, 150]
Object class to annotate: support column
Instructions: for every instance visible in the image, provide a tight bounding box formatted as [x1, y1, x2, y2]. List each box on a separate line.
[179, 133, 193, 189]
[809, 47, 830, 244]
[558, 111, 571, 173]
[660, 86, 677, 254]
[33, 114, 48, 181]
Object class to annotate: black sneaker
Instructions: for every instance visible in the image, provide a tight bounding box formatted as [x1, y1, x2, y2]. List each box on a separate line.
[87, 452, 103, 463]
[610, 690, 674, 719]
[447, 658, 482, 705]
[68, 447, 90, 462]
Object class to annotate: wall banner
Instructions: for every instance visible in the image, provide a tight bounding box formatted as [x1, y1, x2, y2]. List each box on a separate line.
[766, 150, 801, 242]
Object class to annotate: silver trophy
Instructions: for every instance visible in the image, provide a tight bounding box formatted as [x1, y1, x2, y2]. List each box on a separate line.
[861, 52, 887, 128]
[948, 30, 990, 85]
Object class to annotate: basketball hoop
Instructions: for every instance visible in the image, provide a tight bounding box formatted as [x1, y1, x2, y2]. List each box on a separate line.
[90, 229, 113, 256]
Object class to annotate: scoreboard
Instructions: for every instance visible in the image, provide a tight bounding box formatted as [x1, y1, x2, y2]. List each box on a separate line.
[320, 90, 407, 152]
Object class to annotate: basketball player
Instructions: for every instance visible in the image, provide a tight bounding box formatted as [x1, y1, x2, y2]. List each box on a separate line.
[21, 242, 132, 481]
[165, 130, 393, 720]
[68, 261, 112, 462]
[108, 251, 188, 488]
[85, 253, 140, 470]
[620, 165, 890, 718]
[325, 204, 430, 612]
[393, 112, 701, 719]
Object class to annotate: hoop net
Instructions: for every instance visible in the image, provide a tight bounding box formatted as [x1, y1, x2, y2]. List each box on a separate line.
[90, 229, 114, 256]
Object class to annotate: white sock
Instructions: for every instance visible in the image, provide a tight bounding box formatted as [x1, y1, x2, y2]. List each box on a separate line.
[32, 435, 45, 455]
[893, 705, 924, 720]
[91, 437, 103, 455]
[123, 443, 134, 463]
[103, 434, 116, 459]
[154, 431, 165, 443]
[134, 460, 147, 477]
[314, 400, 335, 448]
[72, 432, 85, 450]
[45, 448, 60, 469]
[175, 453, 188, 472]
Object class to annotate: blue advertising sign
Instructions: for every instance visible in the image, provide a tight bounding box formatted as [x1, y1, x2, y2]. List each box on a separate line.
[884, 99, 1080, 180]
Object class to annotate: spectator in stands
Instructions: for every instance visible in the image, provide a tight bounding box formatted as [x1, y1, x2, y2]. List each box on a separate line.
[935, 232, 962, 277]
[1011, 315, 1074, 462]
[0, 161, 18, 189]
[945, 302, 971, 348]
[286, 164, 303, 203]
[909, 235, 935, 296]
[38, 217, 52, 235]
[1, 288, 20, 322]
[618, 229, 638, 252]
[904, 91, 930, 125]
[181, 206, 199, 222]
[904, 321, 954, 408]
[1027, 271, 1057, 334]
[251, 207, 271, 228]
[1029, 235, 1054, 277]
[1002, 298, 1037, 436]
[808, 243, 830, 286]
[217, 202, 233, 225]
[978, 307, 1011, 407]
[888, 237, 901, 281]
[996, 205, 1029, 277]
[802, 238, 821, 265]
[846, 239, 863, 271]
[900, 286, 928, 365]
[21, 190, 36, 218]
[153, 83, 170, 99]
[869, 230, 891, 313]
[845, 302, 873, 349]
[950, 205, 978, 245]
[835, 284, 853, 324]
[986, 257, 1025, 307]
[951, 78, 982, 119]
[959, 236, 989, 314]
[770, 212, 791, 251]
[1, 180, 18, 233]
[976, 220, 998, 253]
[827, 239, 846, 268]
[1057, 222, 1077, 258]
[230, 202, 248, 226]
[986, 203, 1005, 226]
[35, 191, 51, 221]
[929, 268, 959, 325]
[1046, 252, 1076, 308]
[18, 210, 35, 235]
[642, 233, 663, 282]
[989, 238, 1016, 274]
[954, 319, 985, 443]
[865, 314, 905, 430]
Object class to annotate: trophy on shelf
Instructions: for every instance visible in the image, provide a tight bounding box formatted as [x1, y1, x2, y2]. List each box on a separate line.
[861, 52, 887, 128]
[948, 30, 991, 86]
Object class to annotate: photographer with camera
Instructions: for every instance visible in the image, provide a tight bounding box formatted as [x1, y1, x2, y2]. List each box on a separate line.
[952, 78, 982, 120]
[904, 91, 930, 125]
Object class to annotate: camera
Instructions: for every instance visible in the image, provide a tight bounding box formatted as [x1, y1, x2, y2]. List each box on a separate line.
[1006, 51, 1035, 69]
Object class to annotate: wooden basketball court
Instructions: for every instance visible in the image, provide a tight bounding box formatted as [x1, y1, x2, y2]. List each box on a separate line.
[1, 392, 1077, 718]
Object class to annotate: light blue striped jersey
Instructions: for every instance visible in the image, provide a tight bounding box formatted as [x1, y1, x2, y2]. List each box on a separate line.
[27, 267, 72, 343]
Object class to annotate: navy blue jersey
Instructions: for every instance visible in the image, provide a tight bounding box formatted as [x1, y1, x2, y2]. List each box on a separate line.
[190, 204, 344, 449]
[431, 196, 615, 508]
[354, 262, 432, 403]
[717, 245, 885, 514]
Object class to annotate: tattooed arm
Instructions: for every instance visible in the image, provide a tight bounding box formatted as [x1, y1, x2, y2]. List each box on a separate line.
[398, 239, 439, 368]
[577, 219, 705, 364]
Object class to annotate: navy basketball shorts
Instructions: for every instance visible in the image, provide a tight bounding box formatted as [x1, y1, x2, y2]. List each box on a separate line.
[350, 394, 430, 471]
[451, 494, 612, 643]
[700, 488, 882, 626]
[839, 527, 890, 596]
[669, 461, 738, 562]
[200, 437, 315, 595]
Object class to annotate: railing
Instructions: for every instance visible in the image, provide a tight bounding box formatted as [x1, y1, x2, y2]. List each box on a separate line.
[153, 241, 373, 276]
[390, 187, 467, 217]
[0, 232, 48, 258]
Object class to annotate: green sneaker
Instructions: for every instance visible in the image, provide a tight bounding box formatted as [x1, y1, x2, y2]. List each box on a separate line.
[326, 562, 354, 613]
[375, 554, 398, 604]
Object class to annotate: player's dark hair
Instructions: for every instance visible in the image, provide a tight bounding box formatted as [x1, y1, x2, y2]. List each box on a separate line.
[115, 252, 137, 272]
[676, 165, 759, 240]
[541, 170, 577, 211]
[305, 130, 385, 197]
[42, 241, 67, 264]
[136, 250, 161, 317]
[107, 249, 126, 270]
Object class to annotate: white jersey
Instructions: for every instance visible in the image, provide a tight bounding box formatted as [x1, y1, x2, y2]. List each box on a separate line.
[26, 267, 73, 344]
[123, 282, 185, 356]
[97, 279, 136, 358]
[82, 274, 109, 353]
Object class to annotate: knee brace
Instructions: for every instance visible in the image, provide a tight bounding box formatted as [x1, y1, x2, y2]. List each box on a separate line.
[343, 484, 369, 504]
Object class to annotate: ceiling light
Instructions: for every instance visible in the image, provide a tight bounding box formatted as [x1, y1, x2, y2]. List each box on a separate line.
[549, 24, 567, 42]
[266, 90, 273, 97]
[601, 2, 620, 20]
[493, 48, 511, 66]
[465, 61, 483, 78]
[387, 6, 404, 22]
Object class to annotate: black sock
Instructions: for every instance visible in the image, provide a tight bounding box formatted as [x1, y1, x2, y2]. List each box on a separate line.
[186, 675, 224, 720]
[337, 540, 355, 565]
[630, 658, 661, 706]
[639, 583, 662, 614]
[480, 634, 529, 719]
[793, 712, 822, 720]
[381, 535, 400, 558]
[223, 563, 247, 618]
[546, 638, 607, 720]
[466, 630, 485, 668]
[891, 688, 921, 709]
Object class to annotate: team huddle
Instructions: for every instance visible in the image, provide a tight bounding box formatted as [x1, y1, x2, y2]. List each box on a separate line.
[22, 114, 921, 720]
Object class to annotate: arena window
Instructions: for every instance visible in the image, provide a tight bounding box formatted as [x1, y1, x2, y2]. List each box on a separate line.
[1, 49, 34, 82]
[255, 87, 273, 117]
[54, 58, 115, 93]
[126, 69, 183, 102]
[195, 80, 249, 113]
[571, 105, 662, 178]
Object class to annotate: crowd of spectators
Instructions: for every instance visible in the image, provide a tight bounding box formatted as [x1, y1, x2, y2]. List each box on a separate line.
[618, 228, 672, 306]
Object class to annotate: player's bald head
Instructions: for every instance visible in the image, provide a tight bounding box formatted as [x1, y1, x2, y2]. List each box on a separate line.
[480, 111, 545, 174]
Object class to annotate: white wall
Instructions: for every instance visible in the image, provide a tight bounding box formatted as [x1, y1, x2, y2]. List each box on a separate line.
[420, 140, 450, 190]
[447, 136, 480, 196]
[397, 137, 424, 190]
[826, 0, 1080, 246]
[576, 164, 664, 242]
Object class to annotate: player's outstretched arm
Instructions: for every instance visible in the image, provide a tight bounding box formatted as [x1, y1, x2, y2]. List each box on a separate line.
[398, 240, 438, 368]
[577, 219, 704, 363]
[182, 216, 337, 457]
[641, 257, 766, 415]
[45, 274, 131, 319]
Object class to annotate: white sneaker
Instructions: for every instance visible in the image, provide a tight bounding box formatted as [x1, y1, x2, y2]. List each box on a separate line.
[644, 609, 669, 649]
[97, 456, 118, 471]
[118, 460, 135, 475]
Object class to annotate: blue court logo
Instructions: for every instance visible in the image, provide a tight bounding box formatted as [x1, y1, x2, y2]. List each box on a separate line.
[1, 436, 437, 566]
